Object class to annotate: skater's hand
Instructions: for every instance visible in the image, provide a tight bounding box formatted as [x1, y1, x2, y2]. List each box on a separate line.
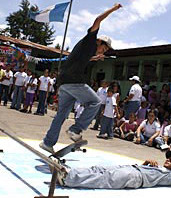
[113, 3, 123, 10]
[90, 54, 105, 61]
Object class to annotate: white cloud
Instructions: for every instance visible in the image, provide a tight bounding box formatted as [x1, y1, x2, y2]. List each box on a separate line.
[111, 38, 138, 49]
[52, 35, 71, 49]
[101, 0, 171, 33]
[67, 0, 171, 35]
[149, 37, 170, 46]
[0, 24, 7, 30]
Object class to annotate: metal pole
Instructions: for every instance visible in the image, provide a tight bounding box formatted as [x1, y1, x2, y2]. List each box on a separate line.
[58, 0, 73, 70]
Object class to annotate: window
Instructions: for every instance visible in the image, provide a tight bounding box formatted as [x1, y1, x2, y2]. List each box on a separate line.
[127, 61, 139, 79]
[143, 61, 157, 82]
[114, 62, 124, 80]
[161, 61, 171, 82]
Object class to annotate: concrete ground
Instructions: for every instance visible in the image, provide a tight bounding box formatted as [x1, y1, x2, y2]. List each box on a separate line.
[0, 104, 166, 165]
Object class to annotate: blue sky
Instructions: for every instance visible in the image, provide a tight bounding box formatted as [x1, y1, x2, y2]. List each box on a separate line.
[0, 0, 171, 50]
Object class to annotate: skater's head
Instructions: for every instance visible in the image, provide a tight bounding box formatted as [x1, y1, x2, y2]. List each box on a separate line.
[107, 88, 114, 97]
[96, 35, 112, 55]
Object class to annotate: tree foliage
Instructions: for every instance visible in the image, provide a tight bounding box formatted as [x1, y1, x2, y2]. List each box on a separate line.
[4, 0, 55, 45]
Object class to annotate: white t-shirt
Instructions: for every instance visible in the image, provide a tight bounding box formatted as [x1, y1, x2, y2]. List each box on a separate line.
[27, 78, 38, 94]
[164, 125, 171, 137]
[140, 120, 160, 138]
[49, 78, 55, 93]
[129, 84, 142, 102]
[97, 87, 108, 104]
[14, 72, 27, 86]
[25, 75, 32, 86]
[103, 96, 116, 118]
[1, 70, 13, 86]
[39, 76, 50, 91]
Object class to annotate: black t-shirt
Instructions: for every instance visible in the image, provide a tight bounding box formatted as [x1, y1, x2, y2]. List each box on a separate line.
[58, 28, 99, 85]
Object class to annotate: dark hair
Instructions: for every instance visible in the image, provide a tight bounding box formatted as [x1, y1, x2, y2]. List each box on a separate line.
[146, 109, 158, 124]
[166, 148, 171, 159]
[107, 88, 114, 93]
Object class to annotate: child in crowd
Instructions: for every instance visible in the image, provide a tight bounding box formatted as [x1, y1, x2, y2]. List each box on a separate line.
[135, 110, 160, 147]
[35, 69, 51, 116]
[155, 122, 171, 150]
[92, 80, 108, 130]
[96, 88, 117, 139]
[20, 72, 37, 113]
[119, 113, 137, 141]
[113, 108, 126, 137]
[112, 83, 120, 105]
[10, 67, 27, 110]
[136, 101, 149, 125]
[0, 64, 13, 106]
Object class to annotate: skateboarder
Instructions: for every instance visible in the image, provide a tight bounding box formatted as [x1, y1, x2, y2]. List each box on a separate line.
[53, 149, 171, 189]
[40, 3, 123, 153]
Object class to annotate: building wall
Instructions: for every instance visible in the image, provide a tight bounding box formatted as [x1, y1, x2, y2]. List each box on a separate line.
[91, 54, 171, 99]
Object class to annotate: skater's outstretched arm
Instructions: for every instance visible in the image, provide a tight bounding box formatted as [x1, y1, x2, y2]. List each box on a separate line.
[90, 3, 122, 32]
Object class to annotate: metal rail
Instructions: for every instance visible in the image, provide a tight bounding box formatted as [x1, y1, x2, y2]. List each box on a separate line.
[0, 128, 69, 198]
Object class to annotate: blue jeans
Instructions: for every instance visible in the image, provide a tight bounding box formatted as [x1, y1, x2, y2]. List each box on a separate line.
[124, 101, 140, 119]
[44, 84, 101, 147]
[11, 85, 24, 110]
[36, 90, 47, 114]
[140, 134, 157, 146]
[0, 84, 9, 105]
[93, 104, 105, 129]
[99, 115, 114, 138]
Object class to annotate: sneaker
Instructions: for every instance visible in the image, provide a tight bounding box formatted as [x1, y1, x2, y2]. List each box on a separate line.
[39, 141, 55, 154]
[96, 134, 107, 139]
[66, 130, 82, 142]
[160, 144, 169, 151]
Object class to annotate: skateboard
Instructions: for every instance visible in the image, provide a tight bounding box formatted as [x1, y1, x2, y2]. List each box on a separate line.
[49, 140, 88, 163]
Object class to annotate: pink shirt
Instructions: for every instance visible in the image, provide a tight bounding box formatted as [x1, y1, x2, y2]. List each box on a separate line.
[124, 120, 137, 132]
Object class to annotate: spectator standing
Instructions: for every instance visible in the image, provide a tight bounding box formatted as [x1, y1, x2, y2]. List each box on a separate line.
[0, 65, 13, 106]
[148, 85, 158, 104]
[0, 64, 5, 103]
[124, 76, 142, 119]
[136, 101, 149, 125]
[20, 72, 37, 113]
[91, 80, 108, 130]
[96, 88, 117, 139]
[10, 67, 27, 110]
[35, 69, 51, 116]
[135, 110, 160, 147]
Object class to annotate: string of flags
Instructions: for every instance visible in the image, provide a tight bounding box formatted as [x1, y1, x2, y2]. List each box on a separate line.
[10, 45, 68, 63]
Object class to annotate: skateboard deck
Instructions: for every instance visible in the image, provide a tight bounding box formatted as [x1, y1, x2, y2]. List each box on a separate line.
[50, 140, 88, 159]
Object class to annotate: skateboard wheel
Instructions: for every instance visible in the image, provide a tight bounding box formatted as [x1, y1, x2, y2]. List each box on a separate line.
[0, 149, 3, 152]
[83, 149, 86, 153]
[71, 148, 75, 152]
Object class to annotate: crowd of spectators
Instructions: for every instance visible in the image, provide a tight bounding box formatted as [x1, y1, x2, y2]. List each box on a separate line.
[0, 63, 170, 151]
[89, 76, 171, 151]
[0, 64, 57, 116]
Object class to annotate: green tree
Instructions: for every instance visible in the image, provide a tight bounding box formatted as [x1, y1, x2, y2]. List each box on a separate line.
[5, 0, 55, 45]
